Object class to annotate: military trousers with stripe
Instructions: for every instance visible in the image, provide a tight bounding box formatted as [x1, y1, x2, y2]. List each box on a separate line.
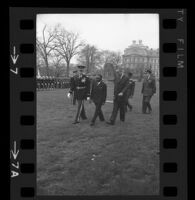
[74, 100, 87, 122]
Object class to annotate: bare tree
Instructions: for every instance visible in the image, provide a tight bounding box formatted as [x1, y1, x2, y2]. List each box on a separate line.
[110, 51, 122, 66]
[100, 50, 122, 67]
[77, 44, 101, 73]
[53, 26, 84, 77]
[51, 52, 64, 77]
[36, 25, 56, 76]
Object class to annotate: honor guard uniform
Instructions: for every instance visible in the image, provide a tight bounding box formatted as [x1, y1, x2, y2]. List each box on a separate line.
[42, 76, 46, 90]
[51, 76, 55, 89]
[48, 76, 51, 89]
[56, 79, 60, 88]
[36, 76, 40, 90]
[68, 65, 90, 124]
[45, 76, 48, 90]
[40, 77, 43, 90]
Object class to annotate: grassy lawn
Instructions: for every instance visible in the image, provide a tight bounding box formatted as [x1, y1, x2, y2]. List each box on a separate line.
[37, 81, 159, 195]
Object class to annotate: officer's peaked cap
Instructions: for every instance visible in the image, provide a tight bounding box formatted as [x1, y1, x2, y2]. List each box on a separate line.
[145, 69, 152, 74]
[77, 65, 86, 69]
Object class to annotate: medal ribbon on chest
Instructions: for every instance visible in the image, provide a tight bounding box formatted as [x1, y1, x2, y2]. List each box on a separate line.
[81, 77, 86, 83]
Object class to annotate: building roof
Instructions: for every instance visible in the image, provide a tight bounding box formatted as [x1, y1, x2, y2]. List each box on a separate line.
[124, 47, 148, 56]
[123, 40, 159, 57]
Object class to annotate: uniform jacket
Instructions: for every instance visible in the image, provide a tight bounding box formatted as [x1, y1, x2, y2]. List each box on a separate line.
[113, 74, 129, 101]
[141, 75, 156, 96]
[69, 74, 90, 100]
[90, 80, 107, 104]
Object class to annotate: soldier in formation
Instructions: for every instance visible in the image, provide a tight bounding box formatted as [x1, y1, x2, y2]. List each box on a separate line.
[36, 76, 70, 90]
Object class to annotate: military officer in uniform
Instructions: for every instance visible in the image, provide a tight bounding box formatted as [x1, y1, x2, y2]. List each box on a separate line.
[107, 68, 129, 125]
[45, 76, 48, 90]
[125, 72, 135, 112]
[67, 65, 90, 124]
[51, 76, 55, 89]
[48, 76, 52, 89]
[36, 76, 40, 90]
[42, 76, 46, 90]
[141, 69, 156, 114]
[70, 70, 78, 105]
[90, 74, 107, 126]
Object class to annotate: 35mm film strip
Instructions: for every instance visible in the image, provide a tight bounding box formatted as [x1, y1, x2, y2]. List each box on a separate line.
[10, 8, 187, 200]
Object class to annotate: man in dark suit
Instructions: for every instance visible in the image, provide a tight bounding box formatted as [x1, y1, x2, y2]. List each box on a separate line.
[90, 74, 107, 126]
[68, 65, 91, 124]
[107, 68, 129, 125]
[125, 72, 135, 112]
[141, 69, 156, 114]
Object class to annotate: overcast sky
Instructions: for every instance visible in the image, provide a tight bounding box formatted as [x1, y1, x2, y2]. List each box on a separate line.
[37, 14, 159, 53]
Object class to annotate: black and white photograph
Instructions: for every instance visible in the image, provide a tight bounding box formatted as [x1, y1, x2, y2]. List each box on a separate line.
[36, 13, 159, 195]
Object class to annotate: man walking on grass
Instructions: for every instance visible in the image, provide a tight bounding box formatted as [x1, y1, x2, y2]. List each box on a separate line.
[67, 65, 91, 124]
[141, 69, 156, 114]
[90, 74, 107, 126]
[107, 68, 129, 125]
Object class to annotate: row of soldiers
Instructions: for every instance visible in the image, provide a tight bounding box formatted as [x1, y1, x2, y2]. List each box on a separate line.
[36, 77, 70, 90]
[68, 65, 156, 126]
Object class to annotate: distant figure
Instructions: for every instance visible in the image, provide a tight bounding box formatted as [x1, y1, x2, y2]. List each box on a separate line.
[125, 72, 135, 112]
[141, 69, 156, 114]
[90, 74, 107, 126]
[107, 68, 129, 125]
[70, 70, 78, 105]
[68, 65, 90, 124]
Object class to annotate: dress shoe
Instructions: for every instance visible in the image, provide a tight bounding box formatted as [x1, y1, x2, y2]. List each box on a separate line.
[72, 121, 80, 124]
[106, 121, 114, 125]
[90, 122, 95, 126]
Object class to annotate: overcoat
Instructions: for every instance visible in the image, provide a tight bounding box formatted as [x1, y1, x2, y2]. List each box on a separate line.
[141, 75, 156, 96]
[90, 80, 107, 104]
[113, 75, 129, 102]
